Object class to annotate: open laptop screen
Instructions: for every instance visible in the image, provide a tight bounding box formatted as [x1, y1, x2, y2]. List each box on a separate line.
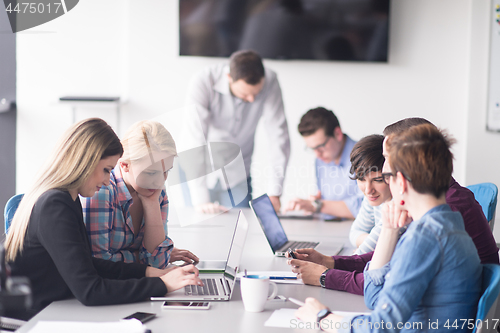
[250, 194, 288, 253]
[224, 211, 248, 283]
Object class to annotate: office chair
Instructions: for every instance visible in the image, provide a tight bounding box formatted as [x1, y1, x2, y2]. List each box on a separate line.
[473, 264, 500, 333]
[467, 183, 498, 231]
[4, 193, 24, 233]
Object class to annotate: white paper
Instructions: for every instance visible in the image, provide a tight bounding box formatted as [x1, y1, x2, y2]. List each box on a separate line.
[264, 309, 302, 328]
[264, 308, 371, 328]
[236, 271, 304, 284]
[28, 320, 146, 333]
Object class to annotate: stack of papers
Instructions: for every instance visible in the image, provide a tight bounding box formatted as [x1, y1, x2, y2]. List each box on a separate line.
[28, 320, 147, 333]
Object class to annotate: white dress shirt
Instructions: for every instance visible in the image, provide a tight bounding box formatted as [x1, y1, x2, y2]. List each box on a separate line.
[182, 63, 290, 205]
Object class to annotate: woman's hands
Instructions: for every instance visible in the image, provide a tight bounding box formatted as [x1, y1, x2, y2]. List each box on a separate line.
[295, 298, 343, 332]
[137, 188, 163, 206]
[295, 297, 328, 322]
[160, 265, 203, 292]
[382, 200, 412, 230]
[369, 200, 412, 271]
[169, 248, 199, 265]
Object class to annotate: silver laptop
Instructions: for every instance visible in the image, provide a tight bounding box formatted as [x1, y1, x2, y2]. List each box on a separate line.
[250, 194, 343, 257]
[151, 210, 248, 301]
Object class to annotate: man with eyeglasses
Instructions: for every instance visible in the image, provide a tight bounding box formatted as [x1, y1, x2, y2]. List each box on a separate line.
[287, 117, 498, 295]
[285, 107, 363, 219]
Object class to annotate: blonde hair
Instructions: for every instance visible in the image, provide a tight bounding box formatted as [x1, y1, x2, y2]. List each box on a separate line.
[5, 118, 122, 261]
[120, 120, 177, 163]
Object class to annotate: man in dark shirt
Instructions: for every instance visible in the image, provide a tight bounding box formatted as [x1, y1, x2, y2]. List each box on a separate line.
[288, 118, 499, 295]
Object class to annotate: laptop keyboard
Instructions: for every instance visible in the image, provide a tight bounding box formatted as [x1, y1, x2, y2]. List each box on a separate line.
[185, 278, 219, 296]
[286, 241, 319, 250]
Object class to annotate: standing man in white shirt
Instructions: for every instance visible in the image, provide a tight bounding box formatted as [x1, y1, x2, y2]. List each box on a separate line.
[182, 50, 290, 213]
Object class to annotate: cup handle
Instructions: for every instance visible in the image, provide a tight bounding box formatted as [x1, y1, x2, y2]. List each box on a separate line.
[267, 281, 278, 301]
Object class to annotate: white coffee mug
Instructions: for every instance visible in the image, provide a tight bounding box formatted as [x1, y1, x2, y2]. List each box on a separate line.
[240, 275, 278, 312]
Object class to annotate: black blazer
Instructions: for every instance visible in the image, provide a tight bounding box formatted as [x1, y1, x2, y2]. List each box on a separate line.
[8, 189, 167, 319]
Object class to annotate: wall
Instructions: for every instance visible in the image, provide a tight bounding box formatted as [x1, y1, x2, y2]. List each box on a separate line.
[16, 1, 496, 234]
[0, 4, 16, 234]
[466, 0, 500, 240]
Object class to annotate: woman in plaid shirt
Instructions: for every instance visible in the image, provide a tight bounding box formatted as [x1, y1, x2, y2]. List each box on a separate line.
[82, 120, 198, 269]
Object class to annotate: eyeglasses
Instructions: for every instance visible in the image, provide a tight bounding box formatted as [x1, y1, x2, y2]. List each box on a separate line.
[381, 172, 394, 184]
[307, 136, 331, 152]
[381, 171, 412, 184]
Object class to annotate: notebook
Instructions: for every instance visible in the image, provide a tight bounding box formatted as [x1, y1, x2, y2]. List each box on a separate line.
[250, 194, 344, 257]
[151, 210, 248, 301]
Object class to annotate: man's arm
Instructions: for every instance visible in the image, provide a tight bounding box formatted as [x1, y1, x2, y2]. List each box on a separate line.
[325, 269, 365, 296]
[320, 200, 354, 219]
[289, 250, 373, 295]
[285, 198, 354, 219]
[260, 71, 290, 206]
[324, 251, 373, 295]
[182, 70, 213, 206]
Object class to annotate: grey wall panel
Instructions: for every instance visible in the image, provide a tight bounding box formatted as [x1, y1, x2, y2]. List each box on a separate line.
[0, 3, 16, 235]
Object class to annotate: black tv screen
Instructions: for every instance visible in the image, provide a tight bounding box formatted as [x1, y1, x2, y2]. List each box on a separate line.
[179, 0, 390, 62]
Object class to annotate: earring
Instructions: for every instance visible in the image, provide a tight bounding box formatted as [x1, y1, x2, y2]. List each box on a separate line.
[400, 200, 405, 205]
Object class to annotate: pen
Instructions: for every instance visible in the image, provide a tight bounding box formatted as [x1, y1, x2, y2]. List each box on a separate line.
[270, 276, 297, 280]
[288, 297, 305, 306]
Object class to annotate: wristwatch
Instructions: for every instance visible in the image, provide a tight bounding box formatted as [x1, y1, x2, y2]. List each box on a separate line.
[319, 269, 330, 288]
[316, 308, 332, 328]
[311, 199, 323, 213]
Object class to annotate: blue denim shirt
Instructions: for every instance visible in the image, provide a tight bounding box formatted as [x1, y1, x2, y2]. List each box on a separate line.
[338, 204, 482, 333]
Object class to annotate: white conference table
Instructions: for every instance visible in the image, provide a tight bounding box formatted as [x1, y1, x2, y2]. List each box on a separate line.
[17, 208, 369, 333]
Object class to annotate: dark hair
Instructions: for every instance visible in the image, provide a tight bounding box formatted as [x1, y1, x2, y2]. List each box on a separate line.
[298, 107, 340, 137]
[229, 50, 265, 85]
[386, 124, 455, 198]
[383, 117, 433, 136]
[349, 134, 385, 180]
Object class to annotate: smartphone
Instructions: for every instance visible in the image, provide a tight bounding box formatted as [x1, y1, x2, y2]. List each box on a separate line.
[162, 301, 211, 310]
[122, 311, 156, 323]
[287, 248, 297, 259]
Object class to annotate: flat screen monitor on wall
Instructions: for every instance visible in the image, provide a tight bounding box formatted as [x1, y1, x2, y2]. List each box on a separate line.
[179, 0, 390, 62]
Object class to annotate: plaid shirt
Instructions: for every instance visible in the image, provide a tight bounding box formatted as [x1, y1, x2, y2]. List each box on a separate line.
[81, 167, 173, 268]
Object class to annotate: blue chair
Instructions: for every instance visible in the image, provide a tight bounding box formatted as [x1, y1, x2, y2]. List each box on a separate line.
[467, 183, 498, 231]
[4, 193, 24, 233]
[473, 264, 500, 333]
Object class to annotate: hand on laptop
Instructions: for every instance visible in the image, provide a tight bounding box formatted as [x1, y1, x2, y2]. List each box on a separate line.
[145, 265, 177, 277]
[195, 202, 229, 214]
[286, 248, 335, 269]
[160, 265, 204, 292]
[169, 247, 199, 265]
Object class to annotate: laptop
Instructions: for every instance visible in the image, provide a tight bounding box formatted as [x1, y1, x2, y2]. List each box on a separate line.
[151, 210, 248, 301]
[250, 194, 344, 257]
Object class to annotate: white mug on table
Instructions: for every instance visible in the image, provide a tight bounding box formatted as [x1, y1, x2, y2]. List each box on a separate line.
[240, 275, 278, 312]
